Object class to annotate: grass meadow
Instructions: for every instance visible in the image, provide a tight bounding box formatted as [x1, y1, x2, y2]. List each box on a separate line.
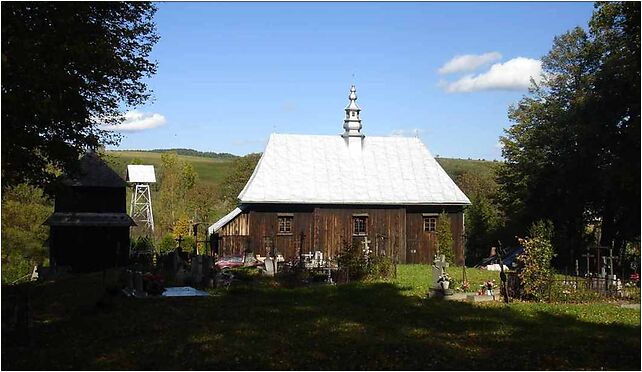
[106, 151, 235, 186]
[2, 264, 639, 370]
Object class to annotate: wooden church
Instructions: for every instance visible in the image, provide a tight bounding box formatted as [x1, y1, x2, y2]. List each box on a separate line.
[209, 86, 470, 264]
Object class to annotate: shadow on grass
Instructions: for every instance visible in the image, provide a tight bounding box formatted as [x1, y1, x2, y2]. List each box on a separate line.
[2, 276, 640, 370]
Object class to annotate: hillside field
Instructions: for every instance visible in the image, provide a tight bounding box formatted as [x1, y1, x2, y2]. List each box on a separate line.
[106, 151, 235, 186]
[107, 150, 500, 190]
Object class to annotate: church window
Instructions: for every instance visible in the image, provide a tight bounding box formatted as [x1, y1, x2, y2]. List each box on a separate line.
[423, 217, 437, 232]
[278, 216, 293, 234]
[353, 216, 368, 236]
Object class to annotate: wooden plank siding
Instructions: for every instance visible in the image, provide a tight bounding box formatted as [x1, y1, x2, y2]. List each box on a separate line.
[406, 206, 465, 265]
[315, 207, 405, 261]
[215, 204, 465, 265]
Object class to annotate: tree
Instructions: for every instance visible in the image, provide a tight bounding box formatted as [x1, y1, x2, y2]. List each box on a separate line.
[497, 2, 640, 268]
[517, 220, 555, 301]
[156, 153, 198, 236]
[1, 2, 159, 190]
[455, 171, 506, 264]
[218, 153, 261, 210]
[436, 211, 455, 264]
[465, 194, 502, 265]
[1, 184, 53, 283]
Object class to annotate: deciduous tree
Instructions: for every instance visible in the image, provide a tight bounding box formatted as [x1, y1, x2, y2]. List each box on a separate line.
[498, 2, 640, 268]
[1, 2, 159, 190]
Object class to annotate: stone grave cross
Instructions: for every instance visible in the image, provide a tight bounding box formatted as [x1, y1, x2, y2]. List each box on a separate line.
[432, 254, 449, 290]
[362, 237, 371, 253]
[362, 237, 372, 262]
[581, 251, 595, 275]
[176, 235, 185, 250]
[607, 248, 619, 276]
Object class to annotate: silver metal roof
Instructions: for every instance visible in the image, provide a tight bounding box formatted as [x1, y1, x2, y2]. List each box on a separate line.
[126, 165, 156, 183]
[208, 207, 244, 235]
[238, 133, 471, 205]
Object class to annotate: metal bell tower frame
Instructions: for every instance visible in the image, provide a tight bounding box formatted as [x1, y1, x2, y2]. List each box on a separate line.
[126, 165, 156, 233]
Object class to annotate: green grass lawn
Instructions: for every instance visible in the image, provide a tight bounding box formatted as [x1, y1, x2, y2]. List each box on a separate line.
[3, 266, 639, 370]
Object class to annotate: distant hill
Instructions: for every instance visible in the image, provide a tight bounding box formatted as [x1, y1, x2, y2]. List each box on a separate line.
[435, 157, 500, 181]
[106, 149, 501, 189]
[105, 150, 235, 186]
[110, 148, 238, 160]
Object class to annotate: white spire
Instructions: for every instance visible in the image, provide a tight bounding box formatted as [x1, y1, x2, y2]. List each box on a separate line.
[342, 85, 363, 138]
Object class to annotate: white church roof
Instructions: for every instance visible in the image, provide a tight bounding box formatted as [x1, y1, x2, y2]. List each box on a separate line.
[208, 207, 244, 235]
[237, 133, 471, 205]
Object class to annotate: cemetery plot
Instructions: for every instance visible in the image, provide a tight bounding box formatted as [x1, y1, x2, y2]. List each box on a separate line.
[1, 265, 640, 370]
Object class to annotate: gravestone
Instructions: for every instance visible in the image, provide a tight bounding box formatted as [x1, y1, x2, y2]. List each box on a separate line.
[264, 257, 276, 276]
[429, 254, 454, 298]
[126, 270, 134, 292]
[133, 271, 145, 297]
[202, 255, 213, 281]
[432, 254, 449, 290]
[191, 255, 203, 284]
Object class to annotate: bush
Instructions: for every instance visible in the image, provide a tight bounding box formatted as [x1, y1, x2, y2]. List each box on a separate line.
[367, 255, 393, 279]
[517, 220, 555, 301]
[131, 236, 155, 252]
[337, 241, 367, 281]
[181, 236, 196, 253]
[337, 240, 395, 281]
[157, 234, 176, 253]
[1, 183, 52, 284]
[436, 211, 455, 264]
[1, 253, 35, 284]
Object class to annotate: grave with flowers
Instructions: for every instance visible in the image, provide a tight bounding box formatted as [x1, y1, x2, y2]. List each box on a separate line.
[428, 254, 455, 298]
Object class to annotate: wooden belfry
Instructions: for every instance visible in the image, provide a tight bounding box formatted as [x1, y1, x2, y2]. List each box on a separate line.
[45, 152, 135, 272]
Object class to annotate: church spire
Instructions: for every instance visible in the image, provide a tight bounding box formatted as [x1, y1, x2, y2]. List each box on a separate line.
[342, 85, 363, 138]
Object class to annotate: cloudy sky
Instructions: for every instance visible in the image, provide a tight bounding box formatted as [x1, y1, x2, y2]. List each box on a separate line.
[106, 2, 594, 160]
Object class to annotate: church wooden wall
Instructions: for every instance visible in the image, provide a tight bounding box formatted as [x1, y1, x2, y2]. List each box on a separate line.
[405, 206, 465, 265]
[247, 206, 315, 258]
[314, 207, 405, 261]
[215, 204, 465, 265]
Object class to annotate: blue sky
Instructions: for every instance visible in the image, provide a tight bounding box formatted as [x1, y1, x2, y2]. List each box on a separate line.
[107, 2, 595, 160]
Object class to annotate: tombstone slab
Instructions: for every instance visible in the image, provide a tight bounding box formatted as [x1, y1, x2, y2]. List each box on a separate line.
[466, 294, 495, 302]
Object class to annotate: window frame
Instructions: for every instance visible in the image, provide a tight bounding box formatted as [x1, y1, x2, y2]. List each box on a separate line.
[277, 215, 293, 235]
[352, 215, 368, 236]
[423, 216, 437, 232]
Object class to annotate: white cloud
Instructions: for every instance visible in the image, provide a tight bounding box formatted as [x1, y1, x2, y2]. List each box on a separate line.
[438, 52, 502, 74]
[280, 101, 297, 113]
[442, 57, 543, 93]
[390, 128, 424, 137]
[100, 110, 167, 132]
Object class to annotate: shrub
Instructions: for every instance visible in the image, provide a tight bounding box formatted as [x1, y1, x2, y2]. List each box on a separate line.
[181, 236, 196, 253]
[436, 211, 455, 264]
[337, 240, 367, 281]
[132, 236, 155, 252]
[367, 255, 393, 279]
[157, 234, 176, 253]
[337, 240, 395, 281]
[1, 183, 52, 284]
[517, 220, 555, 301]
